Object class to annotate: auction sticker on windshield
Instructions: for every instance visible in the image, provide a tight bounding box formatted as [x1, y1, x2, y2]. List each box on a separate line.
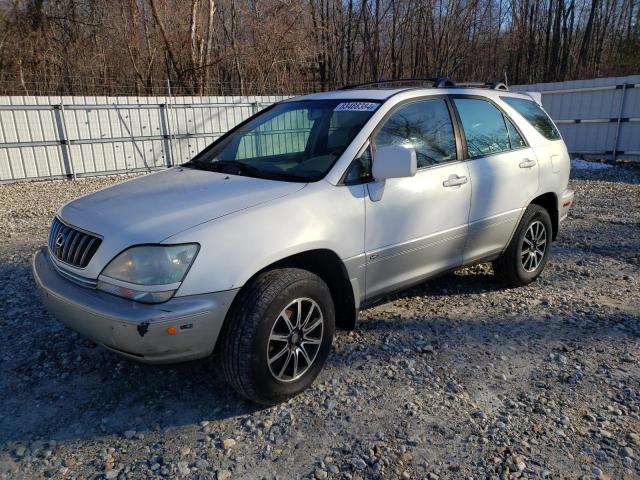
[334, 102, 379, 112]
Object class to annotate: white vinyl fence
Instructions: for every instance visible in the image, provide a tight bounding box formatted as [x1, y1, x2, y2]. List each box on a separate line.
[0, 95, 288, 182]
[3, 76, 639, 183]
[512, 75, 640, 161]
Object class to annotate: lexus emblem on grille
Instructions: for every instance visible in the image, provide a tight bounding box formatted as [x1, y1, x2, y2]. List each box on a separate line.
[55, 232, 66, 248]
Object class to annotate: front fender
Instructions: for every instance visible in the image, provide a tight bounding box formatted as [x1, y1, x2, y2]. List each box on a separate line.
[165, 181, 367, 297]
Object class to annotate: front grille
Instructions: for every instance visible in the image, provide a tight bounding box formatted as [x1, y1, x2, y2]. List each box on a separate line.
[48, 255, 98, 288]
[48, 217, 102, 268]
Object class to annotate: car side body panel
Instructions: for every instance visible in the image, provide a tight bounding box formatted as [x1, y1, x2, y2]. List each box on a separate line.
[497, 95, 572, 245]
[165, 180, 368, 299]
[462, 146, 539, 263]
[364, 161, 472, 298]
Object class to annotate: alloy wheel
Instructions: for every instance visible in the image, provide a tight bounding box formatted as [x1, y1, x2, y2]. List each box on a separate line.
[521, 220, 547, 272]
[267, 298, 324, 382]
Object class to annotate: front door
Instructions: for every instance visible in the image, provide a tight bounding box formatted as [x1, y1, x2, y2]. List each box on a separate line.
[363, 98, 472, 299]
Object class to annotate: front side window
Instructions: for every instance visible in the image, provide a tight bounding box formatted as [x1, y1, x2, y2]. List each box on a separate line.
[453, 98, 512, 157]
[501, 96, 561, 140]
[343, 145, 373, 184]
[186, 100, 380, 182]
[374, 99, 457, 168]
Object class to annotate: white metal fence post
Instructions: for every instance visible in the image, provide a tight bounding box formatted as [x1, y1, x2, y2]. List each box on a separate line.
[159, 103, 173, 167]
[166, 79, 176, 165]
[612, 83, 628, 162]
[251, 101, 261, 155]
[53, 102, 75, 179]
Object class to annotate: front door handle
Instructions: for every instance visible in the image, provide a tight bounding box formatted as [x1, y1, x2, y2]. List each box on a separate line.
[442, 174, 468, 187]
[519, 158, 537, 168]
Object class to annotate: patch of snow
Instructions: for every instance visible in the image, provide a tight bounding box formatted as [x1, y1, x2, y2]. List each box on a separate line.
[571, 159, 613, 170]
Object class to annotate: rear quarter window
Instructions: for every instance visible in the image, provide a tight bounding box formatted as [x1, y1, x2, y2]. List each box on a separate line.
[501, 97, 561, 141]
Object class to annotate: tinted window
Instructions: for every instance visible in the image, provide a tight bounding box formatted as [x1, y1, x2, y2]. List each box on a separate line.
[454, 98, 511, 157]
[374, 99, 457, 168]
[506, 117, 527, 149]
[501, 97, 561, 140]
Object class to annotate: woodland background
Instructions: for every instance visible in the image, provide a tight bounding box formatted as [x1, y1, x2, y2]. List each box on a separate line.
[0, 0, 638, 96]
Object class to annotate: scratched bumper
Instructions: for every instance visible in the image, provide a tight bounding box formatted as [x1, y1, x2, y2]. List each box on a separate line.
[32, 247, 238, 364]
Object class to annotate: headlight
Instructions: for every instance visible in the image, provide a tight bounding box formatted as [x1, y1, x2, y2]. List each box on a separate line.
[97, 244, 199, 303]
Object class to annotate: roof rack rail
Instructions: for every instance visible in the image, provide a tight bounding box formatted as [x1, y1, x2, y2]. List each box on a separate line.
[339, 77, 452, 90]
[455, 81, 509, 91]
[339, 77, 509, 91]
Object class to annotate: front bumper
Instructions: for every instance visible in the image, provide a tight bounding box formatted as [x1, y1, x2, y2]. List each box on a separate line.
[32, 247, 238, 364]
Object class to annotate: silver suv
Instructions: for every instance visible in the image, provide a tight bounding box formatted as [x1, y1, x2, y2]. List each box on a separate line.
[33, 79, 574, 404]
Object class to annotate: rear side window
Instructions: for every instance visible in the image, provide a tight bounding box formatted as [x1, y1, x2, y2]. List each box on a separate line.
[501, 97, 561, 140]
[453, 98, 512, 157]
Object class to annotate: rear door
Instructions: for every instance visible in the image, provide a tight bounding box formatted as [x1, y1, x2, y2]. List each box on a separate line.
[451, 96, 539, 264]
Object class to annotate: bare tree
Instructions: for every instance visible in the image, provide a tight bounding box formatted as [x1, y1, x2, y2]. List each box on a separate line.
[0, 0, 638, 96]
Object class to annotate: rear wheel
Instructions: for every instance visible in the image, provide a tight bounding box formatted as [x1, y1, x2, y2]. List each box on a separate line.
[220, 268, 335, 405]
[493, 204, 553, 287]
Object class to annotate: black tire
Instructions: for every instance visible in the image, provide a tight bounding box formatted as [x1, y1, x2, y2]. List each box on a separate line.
[220, 268, 335, 405]
[493, 204, 553, 287]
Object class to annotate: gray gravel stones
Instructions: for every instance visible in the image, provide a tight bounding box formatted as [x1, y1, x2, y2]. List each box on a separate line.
[314, 467, 328, 479]
[177, 461, 190, 476]
[217, 469, 232, 480]
[620, 446, 636, 458]
[104, 468, 120, 479]
[221, 438, 236, 450]
[0, 164, 639, 479]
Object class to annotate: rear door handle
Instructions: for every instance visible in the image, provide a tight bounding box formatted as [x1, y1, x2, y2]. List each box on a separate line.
[519, 158, 537, 168]
[442, 174, 468, 187]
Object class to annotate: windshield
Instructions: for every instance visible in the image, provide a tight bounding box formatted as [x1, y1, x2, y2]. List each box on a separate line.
[185, 100, 381, 182]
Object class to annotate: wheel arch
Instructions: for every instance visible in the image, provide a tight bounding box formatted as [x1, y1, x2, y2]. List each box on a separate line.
[529, 192, 559, 240]
[227, 249, 358, 331]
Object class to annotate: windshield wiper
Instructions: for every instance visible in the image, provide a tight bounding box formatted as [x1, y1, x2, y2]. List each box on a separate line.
[184, 159, 248, 173]
[184, 159, 308, 182]
[184, 159, 261, 176]
[183, 158, 213, 170]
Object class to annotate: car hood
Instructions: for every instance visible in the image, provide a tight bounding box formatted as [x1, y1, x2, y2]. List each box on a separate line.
[59, 167, 306, 243]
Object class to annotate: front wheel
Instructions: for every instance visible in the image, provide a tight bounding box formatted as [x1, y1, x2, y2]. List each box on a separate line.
[220, 268, 335, 405]
[493, 204, 553, 287]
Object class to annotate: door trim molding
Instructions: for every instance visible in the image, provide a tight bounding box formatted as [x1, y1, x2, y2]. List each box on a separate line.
[367, 224, 468, 264]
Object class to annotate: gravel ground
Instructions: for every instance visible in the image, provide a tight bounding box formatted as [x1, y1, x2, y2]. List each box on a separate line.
[0, 164, 639, 480]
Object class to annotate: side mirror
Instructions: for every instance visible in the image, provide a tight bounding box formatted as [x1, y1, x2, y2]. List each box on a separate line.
[372, 145, 417, 180]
